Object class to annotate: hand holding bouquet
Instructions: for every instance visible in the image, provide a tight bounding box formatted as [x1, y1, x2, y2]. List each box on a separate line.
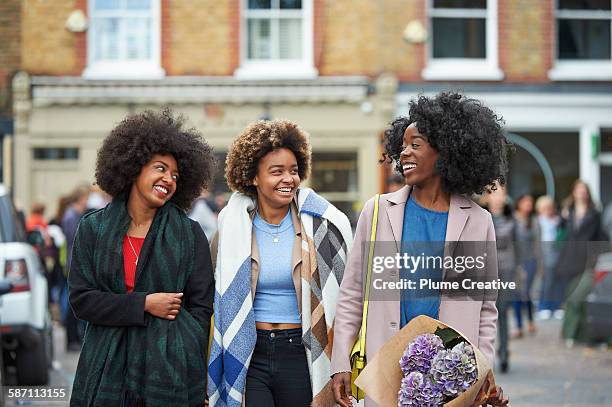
[398, 332, 478, 406]
[354, 315, 498, 407]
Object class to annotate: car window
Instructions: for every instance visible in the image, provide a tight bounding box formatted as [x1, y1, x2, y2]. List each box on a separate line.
[0, 196, 26, 243]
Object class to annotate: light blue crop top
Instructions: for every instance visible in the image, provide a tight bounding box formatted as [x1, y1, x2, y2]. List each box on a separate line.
[252, 208, 301, 324]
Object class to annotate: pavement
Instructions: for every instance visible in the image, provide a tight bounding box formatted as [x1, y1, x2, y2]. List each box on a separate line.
[3, 318, 612, 406]
[497, 318, 612, 407]
[3, 321, 77, 407]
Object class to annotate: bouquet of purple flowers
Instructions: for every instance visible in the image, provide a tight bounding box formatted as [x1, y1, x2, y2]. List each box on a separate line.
[354, 316, 494, 407]
[398, 332, 478, 406]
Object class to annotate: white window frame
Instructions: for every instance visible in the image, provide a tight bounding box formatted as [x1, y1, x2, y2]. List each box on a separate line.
[83, 0, 164, 80]
[235, 0, 318, 80]
[548, 0, 612, 81]
[422, 0, 503, 81]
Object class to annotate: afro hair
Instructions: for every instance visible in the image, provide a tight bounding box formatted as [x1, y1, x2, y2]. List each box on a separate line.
[95, 108, 215, 211]
[225, 120, 311, 198]
[383, 92, 511, 195]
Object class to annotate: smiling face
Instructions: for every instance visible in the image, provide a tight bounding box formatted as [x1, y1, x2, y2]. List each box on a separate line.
[253, 148, 301, 210]
[399, 123, 440, 187]
[130, 153, 179, 209]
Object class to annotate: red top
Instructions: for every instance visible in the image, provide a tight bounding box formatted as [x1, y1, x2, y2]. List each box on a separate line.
[123, 235, 145, 293]
[26, 214, 48, 232]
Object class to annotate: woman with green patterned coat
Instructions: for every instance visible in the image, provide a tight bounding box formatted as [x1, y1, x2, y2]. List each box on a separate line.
[68, 109, 216, 407]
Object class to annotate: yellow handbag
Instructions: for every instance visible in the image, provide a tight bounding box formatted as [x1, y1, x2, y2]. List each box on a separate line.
[349, 194, 380, 401]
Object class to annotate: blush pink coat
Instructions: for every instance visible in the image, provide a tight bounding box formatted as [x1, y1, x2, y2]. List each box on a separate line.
[331, 186, 498, 406]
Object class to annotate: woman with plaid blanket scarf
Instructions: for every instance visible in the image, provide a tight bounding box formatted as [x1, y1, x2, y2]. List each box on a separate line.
[208, 120, 352, 407]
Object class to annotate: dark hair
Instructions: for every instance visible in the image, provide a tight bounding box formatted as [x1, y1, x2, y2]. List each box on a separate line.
[515, 194, 535, 228]
[563, 179, 594, 211]
[95, 108, 215, 211]
[514, 194, 535, 212]
[382, 92, 511, 195]
[387, 174, 405, 185]
[225, 119, 311, 198]
[30, 203, 45, 215]
[53, 195, 73, 224]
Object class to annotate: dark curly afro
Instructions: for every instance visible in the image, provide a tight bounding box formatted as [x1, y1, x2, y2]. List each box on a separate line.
[95, 108, 215, 211]
[383, 92, 511, 195]
[225, 120, 311, 198]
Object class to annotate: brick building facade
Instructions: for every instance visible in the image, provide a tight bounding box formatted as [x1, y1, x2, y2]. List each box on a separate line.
[0, 0, 22, 186]
[7, 0, 612, 215]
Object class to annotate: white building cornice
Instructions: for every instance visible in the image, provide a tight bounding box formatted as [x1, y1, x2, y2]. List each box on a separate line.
[31, 76, 371, 107]
[396, 90, 612, 131]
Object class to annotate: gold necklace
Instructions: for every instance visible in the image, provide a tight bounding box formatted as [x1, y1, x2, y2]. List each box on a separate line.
[127, 236, 139, 265]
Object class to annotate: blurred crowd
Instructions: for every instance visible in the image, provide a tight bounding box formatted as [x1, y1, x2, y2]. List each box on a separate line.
[482, 179, 611, 373]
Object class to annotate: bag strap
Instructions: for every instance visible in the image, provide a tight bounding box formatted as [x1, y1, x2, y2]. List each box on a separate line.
[357, 194, 380, 359]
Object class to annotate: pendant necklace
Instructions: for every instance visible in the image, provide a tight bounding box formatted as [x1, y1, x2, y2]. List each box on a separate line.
[255, 213, 284, 243]
[256, 224, 282, 243]
[127, 236, 139, 265]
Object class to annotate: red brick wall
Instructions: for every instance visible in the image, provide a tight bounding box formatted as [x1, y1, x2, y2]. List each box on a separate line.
[314, 0, 324, 70]
[16, 0, 564, 82]
[164, 0, 234, 75]
[396, 0, 427, 82]
[499, 0, 553, 82]
[229, 0, 240, 74]
[75, 0, 87, 75]
[0, 0, 21, 116]
[161, 0, 171, 74]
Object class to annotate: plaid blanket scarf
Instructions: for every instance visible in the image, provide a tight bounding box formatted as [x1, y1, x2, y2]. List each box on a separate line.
[207, 188, 352, 406]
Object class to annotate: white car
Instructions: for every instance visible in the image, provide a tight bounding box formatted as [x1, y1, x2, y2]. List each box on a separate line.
[0, 184, 53, 385]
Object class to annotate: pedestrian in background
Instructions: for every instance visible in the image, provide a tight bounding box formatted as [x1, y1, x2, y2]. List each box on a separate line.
[512, 194, 539, 338]
[535, 195, 563, 320]
[387, 173, 406, 193]
[208, 119, 352, 407]
[558, 180, 608, 345]
[188, 189, 218, 240]
[603, 201, 612, 241]
[86, 185, 111, 211]
[485, 184, 516, 373]
[47, 195, 71, 318]
[61, 185, 90, 351]
[214, 193, 227, 213]
[25, 202, 62, 307]
[25, 202, 48, 232]
[68, 109, 215, 406]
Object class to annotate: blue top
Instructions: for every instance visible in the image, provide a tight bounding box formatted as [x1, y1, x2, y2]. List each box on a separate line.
[252, 208, 301, 324]
[400, 194, 448, 328]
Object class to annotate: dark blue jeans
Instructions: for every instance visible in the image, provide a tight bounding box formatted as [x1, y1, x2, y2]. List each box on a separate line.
[245, 328, 312, 407]
[538, 244, 563, 312]
[513, 259, 537, 329]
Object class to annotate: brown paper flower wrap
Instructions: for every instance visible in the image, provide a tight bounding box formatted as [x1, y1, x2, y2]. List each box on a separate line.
[354, 315, 495, 407]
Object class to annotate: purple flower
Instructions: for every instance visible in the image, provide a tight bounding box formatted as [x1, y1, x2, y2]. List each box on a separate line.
[399, 333, 445, 375]
[398, 371, 444, 407]
[430, 341, 478, 397]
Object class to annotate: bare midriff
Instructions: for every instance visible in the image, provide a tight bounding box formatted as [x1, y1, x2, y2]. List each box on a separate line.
[256, 322, 301, 330]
